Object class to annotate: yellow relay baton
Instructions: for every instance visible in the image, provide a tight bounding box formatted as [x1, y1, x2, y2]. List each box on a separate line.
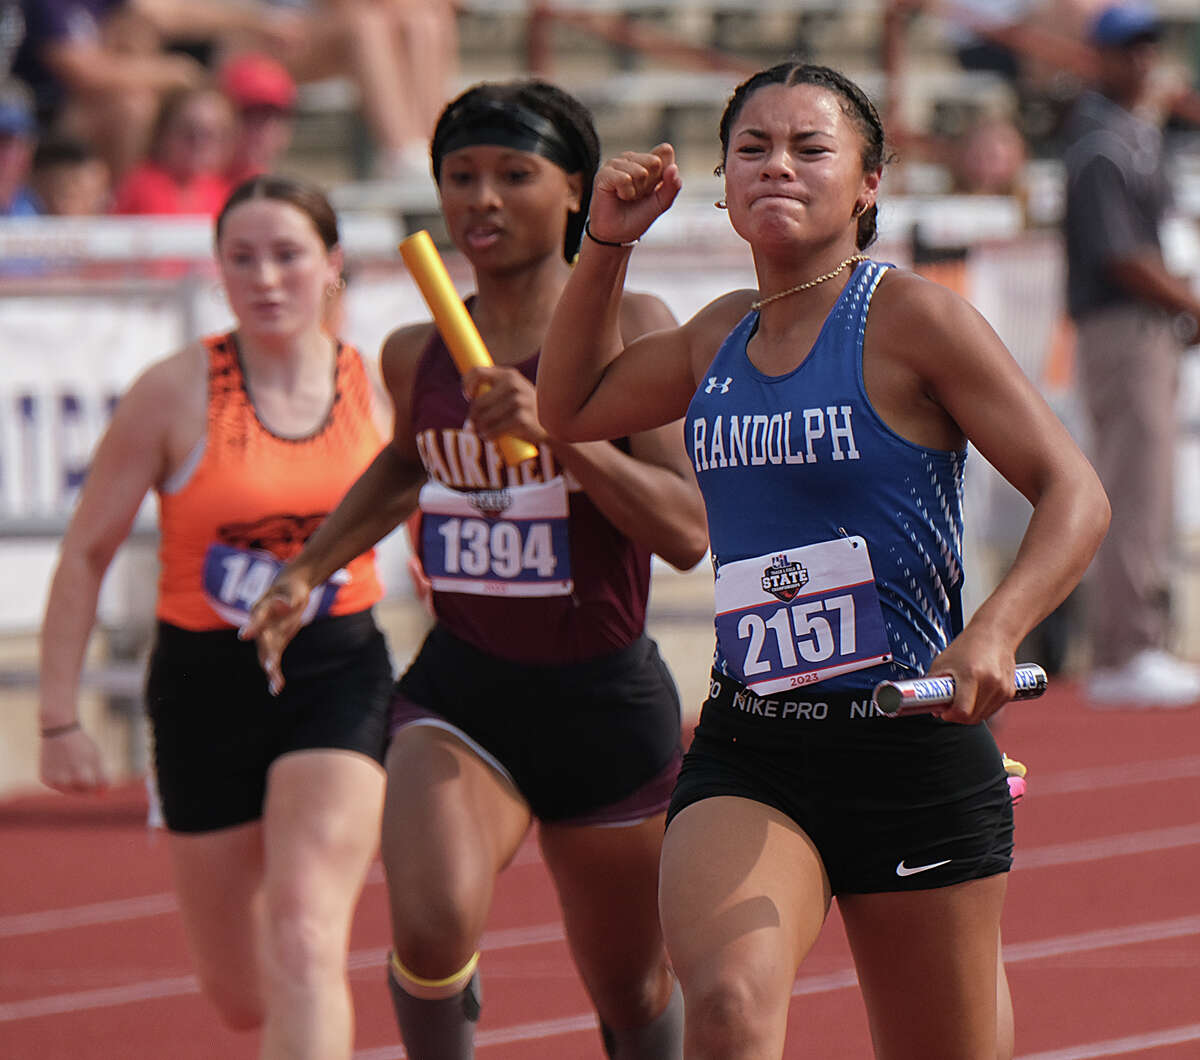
[398, 230, 539, 467]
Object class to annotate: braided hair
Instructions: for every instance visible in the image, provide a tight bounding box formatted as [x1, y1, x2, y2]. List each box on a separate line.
[717, 63, 889, 250]
[431, 80, 601, 262]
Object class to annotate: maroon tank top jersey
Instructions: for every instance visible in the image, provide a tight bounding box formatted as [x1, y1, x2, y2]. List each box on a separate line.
[410, 330, 651, 663]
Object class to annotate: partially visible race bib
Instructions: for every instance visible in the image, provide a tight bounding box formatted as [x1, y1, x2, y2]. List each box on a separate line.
[714, 536, 891, 695]
[202, 544, 347, 627]
[418, 477, 573, 597]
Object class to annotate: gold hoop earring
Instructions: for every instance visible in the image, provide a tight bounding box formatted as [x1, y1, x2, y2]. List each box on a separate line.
[326, 277, 347, 297]
[714, 199, 727, 210]
[852, 202, 869, 220]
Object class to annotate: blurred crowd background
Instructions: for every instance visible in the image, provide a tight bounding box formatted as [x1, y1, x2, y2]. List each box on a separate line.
[2, 0, 1199, 794]
[2, 1, 1198, 217]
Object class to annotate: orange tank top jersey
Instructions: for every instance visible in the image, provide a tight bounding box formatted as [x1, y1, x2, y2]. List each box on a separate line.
[156, 333, 385, 630]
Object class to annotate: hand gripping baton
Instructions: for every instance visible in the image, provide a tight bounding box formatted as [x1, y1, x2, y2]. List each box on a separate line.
[398, 230, 539, 467]
[873, 663, 1048, 716]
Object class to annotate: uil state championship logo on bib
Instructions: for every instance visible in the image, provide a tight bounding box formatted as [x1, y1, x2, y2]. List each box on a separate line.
[761, 554, 809, 602]
[468, 488, 513, 520]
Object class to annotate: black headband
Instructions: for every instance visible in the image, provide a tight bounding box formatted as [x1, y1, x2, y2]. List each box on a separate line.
[435, 99, 581, 175]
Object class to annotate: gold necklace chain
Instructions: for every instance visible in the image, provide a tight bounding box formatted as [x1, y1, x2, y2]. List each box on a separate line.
[750, 254, 869, 311]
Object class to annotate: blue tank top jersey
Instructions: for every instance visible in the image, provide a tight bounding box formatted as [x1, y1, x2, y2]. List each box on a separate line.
[685, 260, 966, 694]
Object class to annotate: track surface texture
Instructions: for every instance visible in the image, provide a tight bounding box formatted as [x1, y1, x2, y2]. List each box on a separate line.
[3, 680, 1199, 1059]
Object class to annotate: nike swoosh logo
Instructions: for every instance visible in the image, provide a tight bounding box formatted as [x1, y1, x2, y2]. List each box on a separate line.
[895, 858, 952, 877]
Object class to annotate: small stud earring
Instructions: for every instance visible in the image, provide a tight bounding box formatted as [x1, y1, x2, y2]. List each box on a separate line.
[714, 199, 727, 210]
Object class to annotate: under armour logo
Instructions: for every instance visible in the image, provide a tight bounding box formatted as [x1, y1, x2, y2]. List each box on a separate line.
[705, 376, 733, 394]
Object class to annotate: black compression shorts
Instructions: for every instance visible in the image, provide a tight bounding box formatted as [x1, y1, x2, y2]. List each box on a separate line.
[390, 624, 682, 824]
[147, 611, 393, 833]
[667, 670, 1014, 894]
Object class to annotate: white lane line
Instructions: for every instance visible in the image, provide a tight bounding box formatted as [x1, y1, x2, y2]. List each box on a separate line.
[5, 911, 1197, 1031]
[1000, 914, 1200, 963]
[355, 1013, 599, 1060]
[0, 975, 200, 1022]
[8, 813, 1197, 942]
[793, 914, 1200, 1000]
[1027, 755, 1200, 796]
[1015, 1023, 1200, 1059]
[0, 893, 179, 938]
[348, 918, 1200, 1060]
[3, 755, 1197, 1036]
[0, 847, 542, 940]
[2, 752, 1195, 942]
[0, 919, 570, 1022]
[354, 1014, 1200, 1059]
[1013, 823, 1200, 870]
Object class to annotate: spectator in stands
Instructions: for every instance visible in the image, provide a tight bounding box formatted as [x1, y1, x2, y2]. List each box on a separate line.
[263, 0, 458, 180]
[0, 76, 37, 215]
[894, 0, 1039, 83]
[951, 0, 1038, 82]
[31, 132, 111, 214]
[11, 0, 303, 182]
[219, 51, 297, 186]
[1063, 2, 1200, 708]
[111, 85, 234, 216]
[894, 0, 1094, 145]
[952, 113, 1029, 197]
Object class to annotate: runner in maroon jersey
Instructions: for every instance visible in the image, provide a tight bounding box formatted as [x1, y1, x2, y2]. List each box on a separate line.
[243, 79, 708, 1060]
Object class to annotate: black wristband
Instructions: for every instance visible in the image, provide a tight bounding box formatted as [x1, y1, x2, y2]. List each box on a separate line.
[41, 721, 82, 739]
[584, 221, 639, 249]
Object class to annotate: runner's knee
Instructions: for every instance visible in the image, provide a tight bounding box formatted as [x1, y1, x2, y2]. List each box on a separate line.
[261, 886, 346, 984]
[682, 969, 786, 1056]
[585, 952, 675, 1030]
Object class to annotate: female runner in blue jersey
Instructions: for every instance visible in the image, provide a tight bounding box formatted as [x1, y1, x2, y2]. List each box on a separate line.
[537, 63, 1110, 1060]
[244, 80, 708, 1059]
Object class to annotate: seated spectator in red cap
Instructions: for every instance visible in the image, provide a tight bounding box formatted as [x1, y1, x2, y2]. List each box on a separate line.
[219, 51, 297, 185]
[111, 85, 235, 216]
[0, 78, 40, 217]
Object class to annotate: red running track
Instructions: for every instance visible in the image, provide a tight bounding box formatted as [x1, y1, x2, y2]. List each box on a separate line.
[2, 680, 1199, 1059]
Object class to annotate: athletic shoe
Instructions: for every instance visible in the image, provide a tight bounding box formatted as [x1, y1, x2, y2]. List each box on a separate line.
[1086, 649, 1200, 709]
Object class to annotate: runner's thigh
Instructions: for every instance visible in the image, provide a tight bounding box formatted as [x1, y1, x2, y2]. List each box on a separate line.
[839, 875, 1007, 1060]
[659, 796, 830, 1026]
[538, 814, 671, 1023]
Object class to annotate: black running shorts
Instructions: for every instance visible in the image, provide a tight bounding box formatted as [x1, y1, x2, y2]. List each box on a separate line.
[147, 611, 394, 833]
[667, 670, 1014, 894]
[390, 624, 682, 824]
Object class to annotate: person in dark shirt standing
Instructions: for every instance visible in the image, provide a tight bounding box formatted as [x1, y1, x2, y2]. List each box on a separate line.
[1063, 2, 1200, 708]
